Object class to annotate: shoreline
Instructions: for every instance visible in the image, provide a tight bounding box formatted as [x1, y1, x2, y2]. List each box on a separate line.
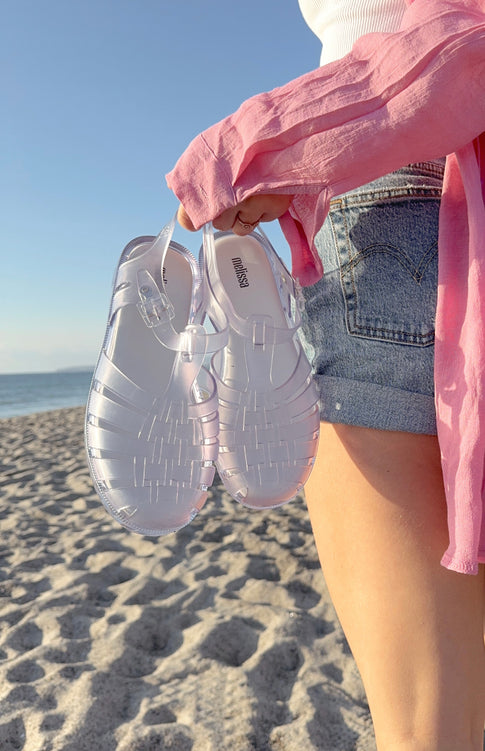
[0, 370, 93, 421]
[0, 403, 88, 422]
[0, 406, 375, 750]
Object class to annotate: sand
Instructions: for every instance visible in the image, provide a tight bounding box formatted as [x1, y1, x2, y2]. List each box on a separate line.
[0, 406, 376, 751]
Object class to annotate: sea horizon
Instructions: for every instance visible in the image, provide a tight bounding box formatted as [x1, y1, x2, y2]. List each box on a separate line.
[0, 365, 94, 377]
[0, 370, 94, 419]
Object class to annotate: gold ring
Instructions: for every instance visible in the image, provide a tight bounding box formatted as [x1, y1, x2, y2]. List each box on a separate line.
[237, 216, 257, 232]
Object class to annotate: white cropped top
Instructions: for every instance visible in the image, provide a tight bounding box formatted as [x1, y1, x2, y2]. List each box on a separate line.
[298, 0, 407, 64]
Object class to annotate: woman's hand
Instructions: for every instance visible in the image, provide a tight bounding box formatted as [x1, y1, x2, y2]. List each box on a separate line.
[177, 194, 293, 236]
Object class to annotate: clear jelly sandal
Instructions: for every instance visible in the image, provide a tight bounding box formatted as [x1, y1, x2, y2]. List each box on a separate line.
[85, 218, 225, 535]
[201, 225, 320, 509]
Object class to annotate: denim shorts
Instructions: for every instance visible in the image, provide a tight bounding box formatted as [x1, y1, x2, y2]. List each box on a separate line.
[299, 160, 445, 434]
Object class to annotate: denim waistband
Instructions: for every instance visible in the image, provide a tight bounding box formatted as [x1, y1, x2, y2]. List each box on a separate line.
[329, 160, 445, 209]
[392, 159, 446, 180]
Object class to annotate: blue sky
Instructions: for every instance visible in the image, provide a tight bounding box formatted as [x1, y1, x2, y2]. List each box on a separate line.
[2, 0, 320, 374]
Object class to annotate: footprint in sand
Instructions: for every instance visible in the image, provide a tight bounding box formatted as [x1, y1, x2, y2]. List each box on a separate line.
[45, 639, 91, 665]
[0, 718, 26, 751]
[124, 576, 186, 606]
[286, 578, 322, 609]
[40, 713, 65, 732]
[111, 605, 199, 679]
[246, 640, 303, 746]
[283, 610, 336, 644]
[7, 658, 45, 683]
[118, 727, 194, 751]
[246, 554, 281, 582]
[142, 705, 177, 725]
[58, 604, 105, 639]
[6, 621, 43, 653]
[194, 564, 226, 580]
[248, 640, 302, 702]
[6, 684, 39, 704]
[10, 577, 50, 605]
[322, 662, 344, 683]
[200, 616, 263, 667]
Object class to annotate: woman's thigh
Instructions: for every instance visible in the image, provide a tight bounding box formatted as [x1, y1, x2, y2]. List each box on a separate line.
[305, 422, 485, 750]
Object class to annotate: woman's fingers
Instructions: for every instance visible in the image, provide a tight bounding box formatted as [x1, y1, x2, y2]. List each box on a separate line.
[212, 206, 240, 232]
[222, 194, 294, 235]
[177, 194, 293, 234]
[177, 205, 196, 231]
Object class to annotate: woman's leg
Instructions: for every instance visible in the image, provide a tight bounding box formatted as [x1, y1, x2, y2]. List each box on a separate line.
[305, 422, 485, 751]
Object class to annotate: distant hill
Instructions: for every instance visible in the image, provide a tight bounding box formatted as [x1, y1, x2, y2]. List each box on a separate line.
[56, 366, 94, 374]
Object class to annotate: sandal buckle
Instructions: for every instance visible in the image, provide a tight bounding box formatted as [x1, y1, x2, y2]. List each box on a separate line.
[137, 271, 175, 328]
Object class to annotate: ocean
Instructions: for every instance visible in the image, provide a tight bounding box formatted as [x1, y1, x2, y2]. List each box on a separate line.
[0, 370, 94, 419]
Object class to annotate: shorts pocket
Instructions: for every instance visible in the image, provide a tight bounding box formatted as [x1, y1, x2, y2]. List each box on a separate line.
[329, 190, 440, 347]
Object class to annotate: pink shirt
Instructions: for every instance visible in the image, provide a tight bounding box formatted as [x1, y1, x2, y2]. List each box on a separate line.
[167, 0, 485, 574]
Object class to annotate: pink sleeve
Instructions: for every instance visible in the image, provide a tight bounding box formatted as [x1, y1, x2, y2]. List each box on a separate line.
[166, 0, 485, 284]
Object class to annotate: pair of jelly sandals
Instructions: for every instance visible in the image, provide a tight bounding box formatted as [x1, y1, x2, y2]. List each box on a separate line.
[85, 217, 320, 536]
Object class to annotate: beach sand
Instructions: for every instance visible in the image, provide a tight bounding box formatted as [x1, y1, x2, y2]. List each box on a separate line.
[0, 406, 376, 751]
